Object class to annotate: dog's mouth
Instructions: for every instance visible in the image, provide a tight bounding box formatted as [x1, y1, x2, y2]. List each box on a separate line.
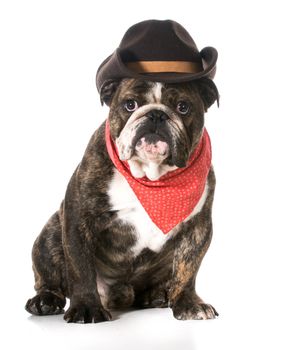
[134, 133, 170, 161]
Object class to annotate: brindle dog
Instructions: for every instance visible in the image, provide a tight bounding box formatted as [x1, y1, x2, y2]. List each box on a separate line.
[25, 78, 219, 322]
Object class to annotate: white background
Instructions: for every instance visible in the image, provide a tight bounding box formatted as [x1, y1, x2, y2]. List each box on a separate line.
[1, 0, 298, 349]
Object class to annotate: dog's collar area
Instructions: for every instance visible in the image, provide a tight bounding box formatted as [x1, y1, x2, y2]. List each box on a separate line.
[105, 120, 212, 233]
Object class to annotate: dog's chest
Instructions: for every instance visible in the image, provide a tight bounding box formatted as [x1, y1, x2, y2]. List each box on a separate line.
[107, 170, 173, 256]
[107, 169, 209, 257]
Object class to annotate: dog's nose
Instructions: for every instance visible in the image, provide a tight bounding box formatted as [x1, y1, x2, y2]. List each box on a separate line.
[148, 110, 168, 122]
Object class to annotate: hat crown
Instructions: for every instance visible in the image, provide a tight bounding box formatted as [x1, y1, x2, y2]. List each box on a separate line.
[118, 20, 200, 62]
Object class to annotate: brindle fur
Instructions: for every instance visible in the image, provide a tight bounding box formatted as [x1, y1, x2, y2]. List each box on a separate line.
[25, 78, 219, 322]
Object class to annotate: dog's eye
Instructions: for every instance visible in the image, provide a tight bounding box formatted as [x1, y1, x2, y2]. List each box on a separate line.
[124, 100, 138, 112]
[176, 101, 190, 115]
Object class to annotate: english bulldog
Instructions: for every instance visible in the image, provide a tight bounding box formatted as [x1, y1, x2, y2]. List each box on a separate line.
[25, 77, 219, 322]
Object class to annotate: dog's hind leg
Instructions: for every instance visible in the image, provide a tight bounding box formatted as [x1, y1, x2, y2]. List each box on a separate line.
[25, 210, 67, 316]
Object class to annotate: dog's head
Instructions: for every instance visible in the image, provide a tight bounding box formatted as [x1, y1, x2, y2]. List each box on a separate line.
[101, 78, 218, 180]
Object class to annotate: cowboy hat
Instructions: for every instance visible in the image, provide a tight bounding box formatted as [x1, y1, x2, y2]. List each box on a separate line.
[96, 19, 218, 92]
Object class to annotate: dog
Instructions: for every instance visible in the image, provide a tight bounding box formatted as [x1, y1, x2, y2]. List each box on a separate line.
[25, 19, 220, 323]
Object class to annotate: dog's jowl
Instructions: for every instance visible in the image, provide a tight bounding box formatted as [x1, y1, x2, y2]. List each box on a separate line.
[25, 19, 219, 323]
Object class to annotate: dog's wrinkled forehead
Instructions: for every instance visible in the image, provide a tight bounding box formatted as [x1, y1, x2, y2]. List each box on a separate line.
[145, 82, 163, 103]
[114, 79, 205, 116]
[101, 77, 218, 112]
[119, 79, 164, 103]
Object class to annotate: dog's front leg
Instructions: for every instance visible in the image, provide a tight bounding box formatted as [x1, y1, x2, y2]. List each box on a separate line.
[62, 188, 112, 323]
[169, 171, 218, 320]
[169, 217, 218, 320]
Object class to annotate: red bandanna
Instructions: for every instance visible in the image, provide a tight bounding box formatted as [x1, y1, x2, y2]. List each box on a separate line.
[105, 121, 212, 234]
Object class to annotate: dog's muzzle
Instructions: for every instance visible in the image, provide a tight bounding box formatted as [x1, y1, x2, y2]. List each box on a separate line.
[116, 103, 187, 165]
[133, 109, 171, 161]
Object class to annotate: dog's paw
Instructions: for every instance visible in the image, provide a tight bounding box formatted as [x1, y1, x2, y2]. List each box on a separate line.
[64, 303, 112, 323]
[25, 291, 66, 316]
[172, 298, 218, 320]
[134, 287, 168, 309]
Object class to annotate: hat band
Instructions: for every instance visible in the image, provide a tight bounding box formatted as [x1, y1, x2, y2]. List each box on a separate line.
[126, 61, 203, 74]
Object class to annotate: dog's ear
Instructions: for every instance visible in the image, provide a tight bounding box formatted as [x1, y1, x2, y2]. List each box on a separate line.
[99, 80, 120, 106]
[195, 78, 219, 112]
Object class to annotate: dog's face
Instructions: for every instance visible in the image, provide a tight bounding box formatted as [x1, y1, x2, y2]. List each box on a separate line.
[101, 78, 218, 180]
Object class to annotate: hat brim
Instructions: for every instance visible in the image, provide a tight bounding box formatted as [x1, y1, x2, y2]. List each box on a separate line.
[96, 46, 217, 93]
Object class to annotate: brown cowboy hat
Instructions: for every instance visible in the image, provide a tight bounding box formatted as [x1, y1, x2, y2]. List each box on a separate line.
[96, 19, 218, 92]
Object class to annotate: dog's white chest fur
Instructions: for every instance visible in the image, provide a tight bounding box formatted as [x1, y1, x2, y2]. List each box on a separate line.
[108, 170, 172, 255]
[107, 169, 209, 256]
